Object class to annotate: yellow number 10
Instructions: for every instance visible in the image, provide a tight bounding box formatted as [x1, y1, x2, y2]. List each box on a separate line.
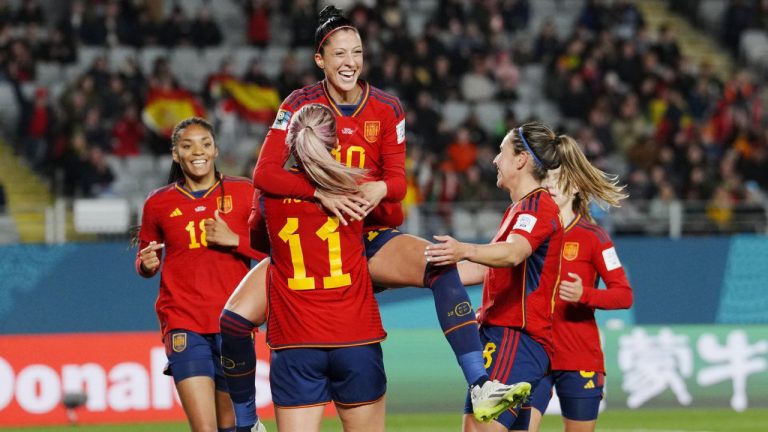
[278, 217, 352, 290]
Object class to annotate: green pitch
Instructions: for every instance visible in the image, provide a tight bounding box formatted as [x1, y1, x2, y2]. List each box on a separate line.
[4, 409, 767, 431]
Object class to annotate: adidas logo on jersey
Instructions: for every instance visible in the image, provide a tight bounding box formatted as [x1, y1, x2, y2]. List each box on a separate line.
[169, 208, 182, 217]
[584, 380, 595, 389]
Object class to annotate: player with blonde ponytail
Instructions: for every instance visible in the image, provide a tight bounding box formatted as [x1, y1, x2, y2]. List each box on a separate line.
[529, 133, 633, 432]
[245, 103, 387, 432]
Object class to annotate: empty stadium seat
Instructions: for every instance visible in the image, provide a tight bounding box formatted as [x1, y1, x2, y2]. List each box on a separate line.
[0, 82, 20, 134]
[73, 198, 131, 234]
[441, 101, 471, 129]
[107, 46, 138, 71]
[473, 101, 505, 135]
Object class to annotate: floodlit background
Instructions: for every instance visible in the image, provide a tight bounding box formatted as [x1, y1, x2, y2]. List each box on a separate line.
[1, 0, 767, 430]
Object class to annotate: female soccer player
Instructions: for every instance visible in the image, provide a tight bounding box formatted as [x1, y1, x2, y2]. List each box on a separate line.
[425, 122, 589, 431]
[248, 103, 386, 432]
[135, 117, 266, 432]
[527, 143, 633, 432]
[219, 5, 526, 426]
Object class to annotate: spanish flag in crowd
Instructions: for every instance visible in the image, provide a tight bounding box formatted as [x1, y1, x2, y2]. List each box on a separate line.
[142, 88, 207, 138]
[218, 78, 280, 123]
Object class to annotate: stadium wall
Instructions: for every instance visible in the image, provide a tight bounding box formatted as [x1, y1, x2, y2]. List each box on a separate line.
[1, 236, 766, 426]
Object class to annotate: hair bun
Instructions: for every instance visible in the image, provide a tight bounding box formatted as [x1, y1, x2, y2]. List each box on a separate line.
[318, 5, 343, 25]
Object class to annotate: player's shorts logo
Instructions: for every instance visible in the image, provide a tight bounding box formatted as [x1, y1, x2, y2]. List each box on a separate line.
[364, 121, 380, 143]
[221, 356, 236, 369]
[563, 242, 580, 261]
[217, 195, 233, 214]
[172, 333, 187, 352]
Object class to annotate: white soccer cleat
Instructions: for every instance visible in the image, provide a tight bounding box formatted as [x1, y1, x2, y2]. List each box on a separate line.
[470, 380, 531, 423]
[251, 419, 267, 432]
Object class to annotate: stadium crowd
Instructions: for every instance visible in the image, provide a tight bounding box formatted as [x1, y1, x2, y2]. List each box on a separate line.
[1, 0, 767, 233]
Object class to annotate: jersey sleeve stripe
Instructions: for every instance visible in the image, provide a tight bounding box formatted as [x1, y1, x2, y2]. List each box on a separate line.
[287, 88, 325, 111]
[577, 221, 610, 244]
[370, 91, 403, 118]
[283, 82, 323, 108]
[370, 88, 403, 112]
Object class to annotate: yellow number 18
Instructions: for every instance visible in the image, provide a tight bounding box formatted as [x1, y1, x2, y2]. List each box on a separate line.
[278, 217, 352, 290]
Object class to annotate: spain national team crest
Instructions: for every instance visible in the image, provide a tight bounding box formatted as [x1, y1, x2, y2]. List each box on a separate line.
[563, 242, 579, 261]
[364, 121, 380, 143]
[172, 333, 187, 352]
[217, 195, 233, 214]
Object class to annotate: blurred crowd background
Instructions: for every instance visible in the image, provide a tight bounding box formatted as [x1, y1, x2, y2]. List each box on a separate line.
[1, 0, 768, 240]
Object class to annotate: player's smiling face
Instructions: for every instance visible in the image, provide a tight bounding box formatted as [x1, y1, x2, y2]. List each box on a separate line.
[315, 29, 363, 98]
[172, 124, 218, 188]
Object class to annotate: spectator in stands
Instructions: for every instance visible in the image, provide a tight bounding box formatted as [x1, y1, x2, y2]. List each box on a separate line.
[19, 86, 56, 172]
[81, 146, 115, 197]
[191, 5, 222, 48]
[722, 0, 752, 56]
[290, 0, 315, 47]
[460, 53, 498, 102]
[15, 0, 44, 26]
[57, 130, 90, 197]
[159, 5, 192, 47]
[446, 127, 479, 174]
[111, 103, 145, 157]
[46, 25, 77, 64]
[246, 0, 270, 48]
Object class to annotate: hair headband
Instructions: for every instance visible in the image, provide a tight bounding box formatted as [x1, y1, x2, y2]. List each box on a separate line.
[316, 25, 356, 53]
[518, 127, 545, 169]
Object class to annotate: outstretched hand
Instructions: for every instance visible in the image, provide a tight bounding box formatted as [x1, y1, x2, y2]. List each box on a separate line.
[423, 234, 471, 266]
[204, 210, 240, 247]
[314, 189, 370, 225]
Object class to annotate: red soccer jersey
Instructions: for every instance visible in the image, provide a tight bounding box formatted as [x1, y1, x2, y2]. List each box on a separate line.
[135, 176, 264, 337]
[255, 180, 386, 350]
[551, 214, 633, 372]
[252, 80, 406, 230]
[478, 188, 563, 356]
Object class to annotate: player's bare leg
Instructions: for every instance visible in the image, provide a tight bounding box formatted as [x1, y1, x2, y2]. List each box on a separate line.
[462, 413, 507, 432]
[176, 376, 221, 432]
[528, 407, 544, 432]
[275, 405, 324, 432]
[224, 258, 270, 325]
[336, 397, 386, 432]
[563, 417, 597, 432]
[215, 389, 236, 429]
[366, 234, 427, 287]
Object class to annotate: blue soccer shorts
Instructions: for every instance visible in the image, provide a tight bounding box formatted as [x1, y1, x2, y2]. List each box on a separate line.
[463, 326, 550, 430]
[363, 227, 404, 292]
[269, 343, 386, 408]
[531, 370, 604, 421]
[163, 329, 228, 391]
[363, 227, 403, 260]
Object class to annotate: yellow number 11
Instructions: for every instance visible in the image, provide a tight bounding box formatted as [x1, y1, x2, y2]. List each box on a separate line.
[278, 217, 352, 290]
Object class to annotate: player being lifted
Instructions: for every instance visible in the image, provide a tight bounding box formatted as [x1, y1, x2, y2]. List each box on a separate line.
[248, 103, 387, 432]
[218, 5, 529, 429]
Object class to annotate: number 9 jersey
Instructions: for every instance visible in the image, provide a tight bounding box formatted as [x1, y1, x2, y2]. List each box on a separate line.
[253, 185, 386, 350]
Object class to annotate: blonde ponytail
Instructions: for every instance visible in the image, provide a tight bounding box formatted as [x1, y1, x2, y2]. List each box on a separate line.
[286, 104, 366, 194]
[555, 134, 628, 222]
